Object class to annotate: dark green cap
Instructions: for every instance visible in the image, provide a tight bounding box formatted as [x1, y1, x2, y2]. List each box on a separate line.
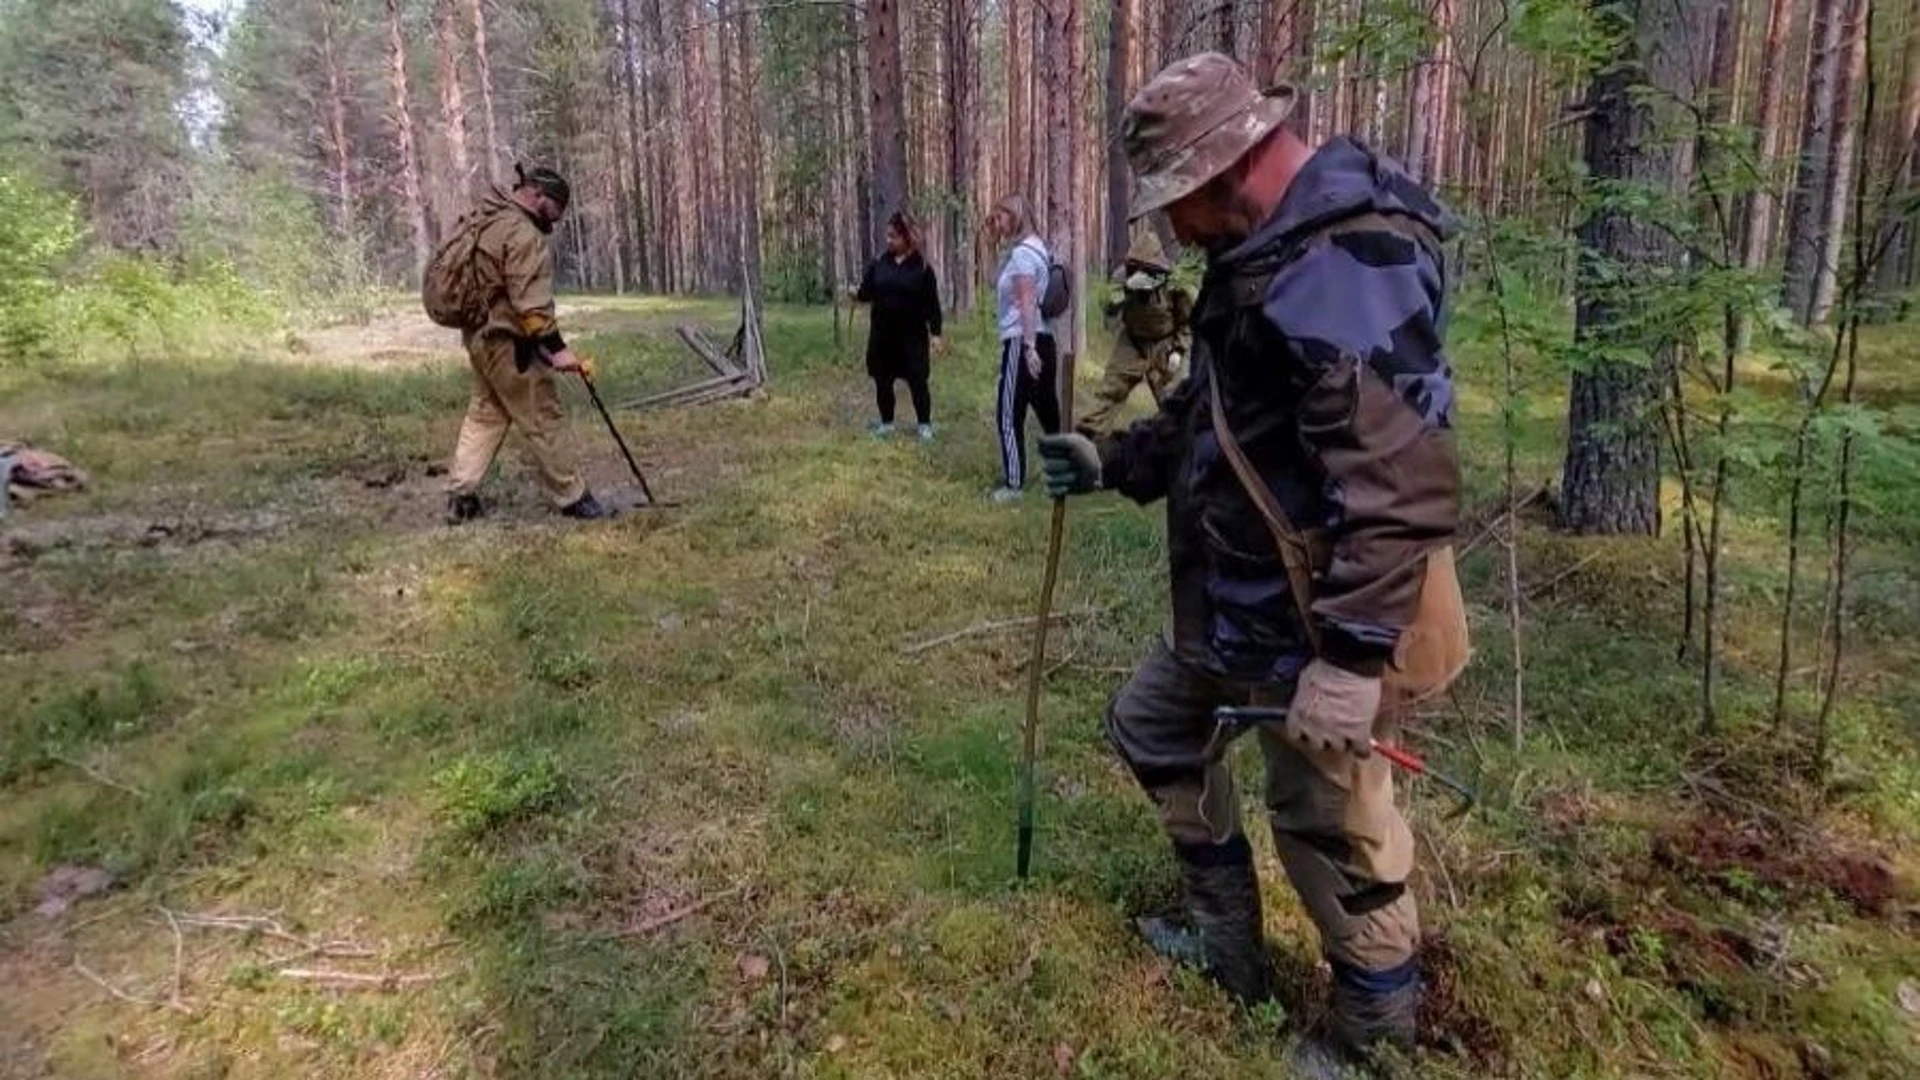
[515, 163, 571, 209]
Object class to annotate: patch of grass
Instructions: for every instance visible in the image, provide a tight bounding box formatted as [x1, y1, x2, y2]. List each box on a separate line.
[2, 661, 167, 780]
[432, 750, 572, 841]
[3, 298, 1916, 1078]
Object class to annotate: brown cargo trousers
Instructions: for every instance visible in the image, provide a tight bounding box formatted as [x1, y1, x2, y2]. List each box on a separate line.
[1078, 334, 1181, 434]
[1107, 641, 1419, 972]
[447, 331, 587, 508]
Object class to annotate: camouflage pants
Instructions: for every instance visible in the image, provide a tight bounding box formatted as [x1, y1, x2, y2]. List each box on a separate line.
[1077, 334, 1179, 435]
[448, 331, 587, 508]
[1106, 641, 1419, 972]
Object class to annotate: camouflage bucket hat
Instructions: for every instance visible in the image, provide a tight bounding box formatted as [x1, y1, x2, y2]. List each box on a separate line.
[1123, 53, 1297, 221]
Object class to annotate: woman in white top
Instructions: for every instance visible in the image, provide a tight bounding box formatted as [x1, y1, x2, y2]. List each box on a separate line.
[986, 195, 1061, 503]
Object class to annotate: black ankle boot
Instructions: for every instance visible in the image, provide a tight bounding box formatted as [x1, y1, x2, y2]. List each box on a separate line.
[1137, 837, 1272, 1004]
[558, 491, 616, 520]
[446, 493, 484, 524]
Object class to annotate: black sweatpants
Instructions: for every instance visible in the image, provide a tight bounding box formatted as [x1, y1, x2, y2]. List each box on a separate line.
[996, 334, 1062, 488]
[874, 374, 932, 425]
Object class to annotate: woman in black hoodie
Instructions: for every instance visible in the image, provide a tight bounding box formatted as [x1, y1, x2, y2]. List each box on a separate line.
[854, 211, 944, 440]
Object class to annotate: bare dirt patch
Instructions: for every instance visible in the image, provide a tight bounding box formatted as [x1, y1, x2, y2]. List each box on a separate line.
[1653, 812, 1905, 917]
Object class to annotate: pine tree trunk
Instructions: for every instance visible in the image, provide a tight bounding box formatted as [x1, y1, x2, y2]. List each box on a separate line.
[1045, 0, 1083, 383]
[1783, 0, 1848, 324]
[645, 0, 683, 290]
[618, 0, 650, 291]
[846, 4, 874, 259]
[1106, 0, 1135, 269]
[867, 0, 910, 234]
[1255, 0, 1285, 83]
[1215, 0, 1235, 55]
[1009, 1, 1028, 199]
[946, 0, 977, 310]
[383, 0, 431, 279]
[432, 0, 470, 227]
[737, 2, 763, 296]
[1810, 0, 1870, 323]
[1561, 0, 1714, 535]
[466, 0, 500, 185]
[1429, 0, 1455, 184]
[1293, 0, 1317, 141]
[1874, 0, 1920, 306]
[319, 3, 355, 237]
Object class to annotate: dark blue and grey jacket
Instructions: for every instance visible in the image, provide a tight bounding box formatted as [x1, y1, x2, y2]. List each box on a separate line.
[1097, 138, 1461, 684]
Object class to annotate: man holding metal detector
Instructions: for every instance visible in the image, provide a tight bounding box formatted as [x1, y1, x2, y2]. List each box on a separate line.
[1035, 55, 1470, 1069]
[426, 164, 649, 522]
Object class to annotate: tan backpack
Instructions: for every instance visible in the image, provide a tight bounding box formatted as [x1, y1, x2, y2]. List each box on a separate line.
[421, 206, 502, 330]
[1208, 211, 1470, 703]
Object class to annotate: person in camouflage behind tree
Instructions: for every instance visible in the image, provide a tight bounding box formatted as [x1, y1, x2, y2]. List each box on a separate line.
[1036, 54, 1460, 1072]
[1077, 231, 1192, 435]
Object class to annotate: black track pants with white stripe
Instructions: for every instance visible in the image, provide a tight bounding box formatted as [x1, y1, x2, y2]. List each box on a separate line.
[996, 334, 1062, 489]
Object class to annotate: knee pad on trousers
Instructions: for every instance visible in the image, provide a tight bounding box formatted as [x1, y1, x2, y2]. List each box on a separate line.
[1273, 829, 1419, 972]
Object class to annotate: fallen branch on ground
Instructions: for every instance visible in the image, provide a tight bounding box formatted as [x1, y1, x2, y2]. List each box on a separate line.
[278, 968, 445, 990]
[71, 960, 191, 1013]
[166, 909, 377, 967]
[1523, 552, 1604, 599]
[50, 754, 146, 798]
[610, 884, 747, 938]
[900, 607, 1109, 656]
[1457, 484, 1549, 561]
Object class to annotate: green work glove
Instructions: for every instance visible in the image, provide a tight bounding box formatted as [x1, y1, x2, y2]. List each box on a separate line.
[1037, 433, 1102, 498]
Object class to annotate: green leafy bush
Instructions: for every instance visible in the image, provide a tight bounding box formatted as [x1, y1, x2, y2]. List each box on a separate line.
[0, 171, 83, 362]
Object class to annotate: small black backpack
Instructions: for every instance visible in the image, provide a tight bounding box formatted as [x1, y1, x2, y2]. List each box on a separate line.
[1021, 240, 1073, 319]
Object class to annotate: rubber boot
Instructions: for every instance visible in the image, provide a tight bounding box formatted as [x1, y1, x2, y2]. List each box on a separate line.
[1137, 840, 1271, 1005]
[1287, 956, 1421, 1078]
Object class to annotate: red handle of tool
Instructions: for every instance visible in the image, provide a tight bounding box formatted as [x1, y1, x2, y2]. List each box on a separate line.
[1370, 740, 1425, 774]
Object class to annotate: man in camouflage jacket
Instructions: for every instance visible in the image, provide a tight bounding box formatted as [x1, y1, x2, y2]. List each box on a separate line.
[1037, 54, 1460, 1067]
[1078, 232, 1192, 434]
[445, 166, 613, 523]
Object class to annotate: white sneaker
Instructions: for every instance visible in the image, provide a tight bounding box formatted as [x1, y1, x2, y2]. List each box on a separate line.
[916, 423, 935, 442]
[868, 422, 894, 439]
[989, 485, 1025, 504]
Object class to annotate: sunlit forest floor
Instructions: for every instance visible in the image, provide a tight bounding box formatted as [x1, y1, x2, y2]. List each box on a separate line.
[2, 295, 1916, 1078]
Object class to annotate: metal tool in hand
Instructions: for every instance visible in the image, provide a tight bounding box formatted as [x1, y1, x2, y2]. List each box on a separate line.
[1208, 705, 1477, 817]
[543, 348, 670, 509]
[574, 369, 664, 507]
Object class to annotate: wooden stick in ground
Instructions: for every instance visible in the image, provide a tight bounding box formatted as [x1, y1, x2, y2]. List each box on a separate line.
[1017, 338, 1077, 880]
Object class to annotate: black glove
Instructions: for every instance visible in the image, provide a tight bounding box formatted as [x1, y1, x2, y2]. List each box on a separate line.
[1037, 434, 1102, 498]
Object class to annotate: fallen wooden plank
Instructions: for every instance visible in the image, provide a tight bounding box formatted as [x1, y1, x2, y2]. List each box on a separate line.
[675, 325, 742, 378]
[620, 375, 748, 410]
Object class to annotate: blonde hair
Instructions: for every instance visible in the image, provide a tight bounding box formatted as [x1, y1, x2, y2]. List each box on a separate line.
[993, 195, 1035, 239]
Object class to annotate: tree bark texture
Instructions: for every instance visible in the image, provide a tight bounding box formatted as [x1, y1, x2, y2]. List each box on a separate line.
[383, 0, 430, 278]
[1562, 0, 1715, 536]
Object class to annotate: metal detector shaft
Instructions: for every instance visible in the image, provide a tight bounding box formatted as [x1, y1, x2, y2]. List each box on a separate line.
[578, 373, 657, 506]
